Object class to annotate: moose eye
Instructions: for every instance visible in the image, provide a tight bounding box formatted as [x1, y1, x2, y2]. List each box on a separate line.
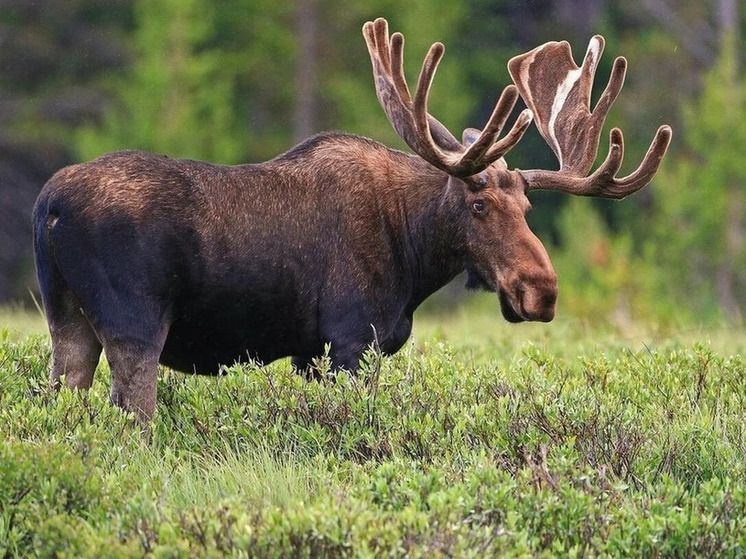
[471, 200, 486, 214]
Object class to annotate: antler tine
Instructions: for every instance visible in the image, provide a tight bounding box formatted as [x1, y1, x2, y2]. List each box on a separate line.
[411, 41, 458, 167]
[454, 86, 534, 171]
[560, 55, 628, 174]
[592, 128, 626, 183]
[592, 57, 627, 124]
[510, 34, 672, 198]
[608, 125, 672, 193]
[363, 17, 530, 178]
[392, 32, 467, 155]
[389, 32, 411, 104]
[522, 125, 672, 199]
[456, 87, 517, 164]
[479, 105, 534, 166]
[363, 18, 461, 168]
[371, 18, 391, 73]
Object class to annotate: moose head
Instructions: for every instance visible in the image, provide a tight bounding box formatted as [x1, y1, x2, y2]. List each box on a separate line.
[363, 18, 672, 324]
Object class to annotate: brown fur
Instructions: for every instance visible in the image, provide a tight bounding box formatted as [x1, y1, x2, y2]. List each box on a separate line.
[38, 134, 524, 423]
[32, 22, 669, 424]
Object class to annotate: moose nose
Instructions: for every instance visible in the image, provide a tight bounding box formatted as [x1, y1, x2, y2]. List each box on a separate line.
[520, 273, 558, 322]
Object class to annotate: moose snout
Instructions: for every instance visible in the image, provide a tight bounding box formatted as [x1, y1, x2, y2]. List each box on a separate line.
[520, 273, 558, 321]
[513, 271, 558, 322]
[520, 276, 557, 322]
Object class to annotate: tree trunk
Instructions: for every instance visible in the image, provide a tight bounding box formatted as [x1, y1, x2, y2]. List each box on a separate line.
[716, 0, 743, 322]
[717, 200, 743, 322]
[718, 0, 739, 42]
[640, 0, 716, 66]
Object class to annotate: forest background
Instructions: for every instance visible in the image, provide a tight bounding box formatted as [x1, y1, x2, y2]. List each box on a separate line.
[0, 0, 743, 328]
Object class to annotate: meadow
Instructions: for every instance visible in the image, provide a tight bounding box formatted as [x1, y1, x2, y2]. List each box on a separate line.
[1, 298, 745, 557]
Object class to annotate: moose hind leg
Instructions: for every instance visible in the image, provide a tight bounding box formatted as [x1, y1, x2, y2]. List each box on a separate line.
[48, 297, 102, 390]
[104, 337, 164, 424]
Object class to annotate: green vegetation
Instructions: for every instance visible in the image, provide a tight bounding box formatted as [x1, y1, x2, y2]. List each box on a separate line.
[652, 34, 746, 324]
[1, 2, 745, 554]
[2, 305, 745, 556]
[0, 307, 46, 342]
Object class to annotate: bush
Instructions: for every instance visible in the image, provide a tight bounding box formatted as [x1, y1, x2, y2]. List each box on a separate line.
[1, 327, 745, 555]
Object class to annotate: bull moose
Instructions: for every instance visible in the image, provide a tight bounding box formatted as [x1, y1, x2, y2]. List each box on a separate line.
[33, 18, 671, 423]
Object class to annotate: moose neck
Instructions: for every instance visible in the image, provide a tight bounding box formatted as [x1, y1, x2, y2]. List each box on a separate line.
[386, 157, 467, 309]
[271, 133, 467, 312]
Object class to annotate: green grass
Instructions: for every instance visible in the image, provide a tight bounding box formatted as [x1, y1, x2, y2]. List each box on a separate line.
[1, 300, 746, 556]
[0, 305, 47, 341]
[154, 445, 316, 512]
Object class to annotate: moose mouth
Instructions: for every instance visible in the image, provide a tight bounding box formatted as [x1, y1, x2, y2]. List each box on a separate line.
[466, 265, 527, 323]
[498, 288, 526, 323]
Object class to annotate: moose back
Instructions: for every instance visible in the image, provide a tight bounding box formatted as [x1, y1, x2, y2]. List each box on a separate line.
[33, 18, 671, 422]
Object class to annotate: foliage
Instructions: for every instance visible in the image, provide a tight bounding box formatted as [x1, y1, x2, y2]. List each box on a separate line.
[1, 315, 746, 556]
[75, 0, 256, 164]
[550, 199, 636, 325]
[72, 0, 475, 166]
[651, 36, 746, 322]
[0, 0, 134, 143]
[547, 197, 705, 327]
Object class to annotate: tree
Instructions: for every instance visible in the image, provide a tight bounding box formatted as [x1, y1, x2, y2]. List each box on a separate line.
[75, 0, 255, 163]
[652, 32, 745, 322]
[0, 0, 132, 303]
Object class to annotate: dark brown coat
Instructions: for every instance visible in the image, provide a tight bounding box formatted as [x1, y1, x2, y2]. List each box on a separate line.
[33, 20, 670, 423]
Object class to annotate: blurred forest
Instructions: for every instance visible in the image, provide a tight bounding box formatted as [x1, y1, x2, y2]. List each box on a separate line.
[0, 0, 743, 326]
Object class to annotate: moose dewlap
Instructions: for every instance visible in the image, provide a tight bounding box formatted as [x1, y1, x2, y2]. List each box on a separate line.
[33, 18, 671, 423]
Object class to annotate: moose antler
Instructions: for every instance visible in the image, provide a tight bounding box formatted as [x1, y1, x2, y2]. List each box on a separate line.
[362, 18, 534, 178]
[508, 35, 672, 199]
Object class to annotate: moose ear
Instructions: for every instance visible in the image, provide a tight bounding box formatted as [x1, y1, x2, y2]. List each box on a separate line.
[462, 127, 481, 147]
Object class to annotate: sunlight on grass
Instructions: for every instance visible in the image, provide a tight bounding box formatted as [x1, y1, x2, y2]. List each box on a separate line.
[144, 445, 317, 512]
[413, 292, 746, 356]
[0, 306, 47, 341]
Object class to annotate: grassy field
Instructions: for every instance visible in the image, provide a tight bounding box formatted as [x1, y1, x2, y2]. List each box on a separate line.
[1, 298, 746, 556]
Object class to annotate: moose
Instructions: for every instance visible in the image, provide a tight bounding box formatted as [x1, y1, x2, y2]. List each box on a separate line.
[33, 18, 671, 423]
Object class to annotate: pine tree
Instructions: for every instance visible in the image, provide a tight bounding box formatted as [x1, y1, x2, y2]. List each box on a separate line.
[76, 0, 251, 164]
